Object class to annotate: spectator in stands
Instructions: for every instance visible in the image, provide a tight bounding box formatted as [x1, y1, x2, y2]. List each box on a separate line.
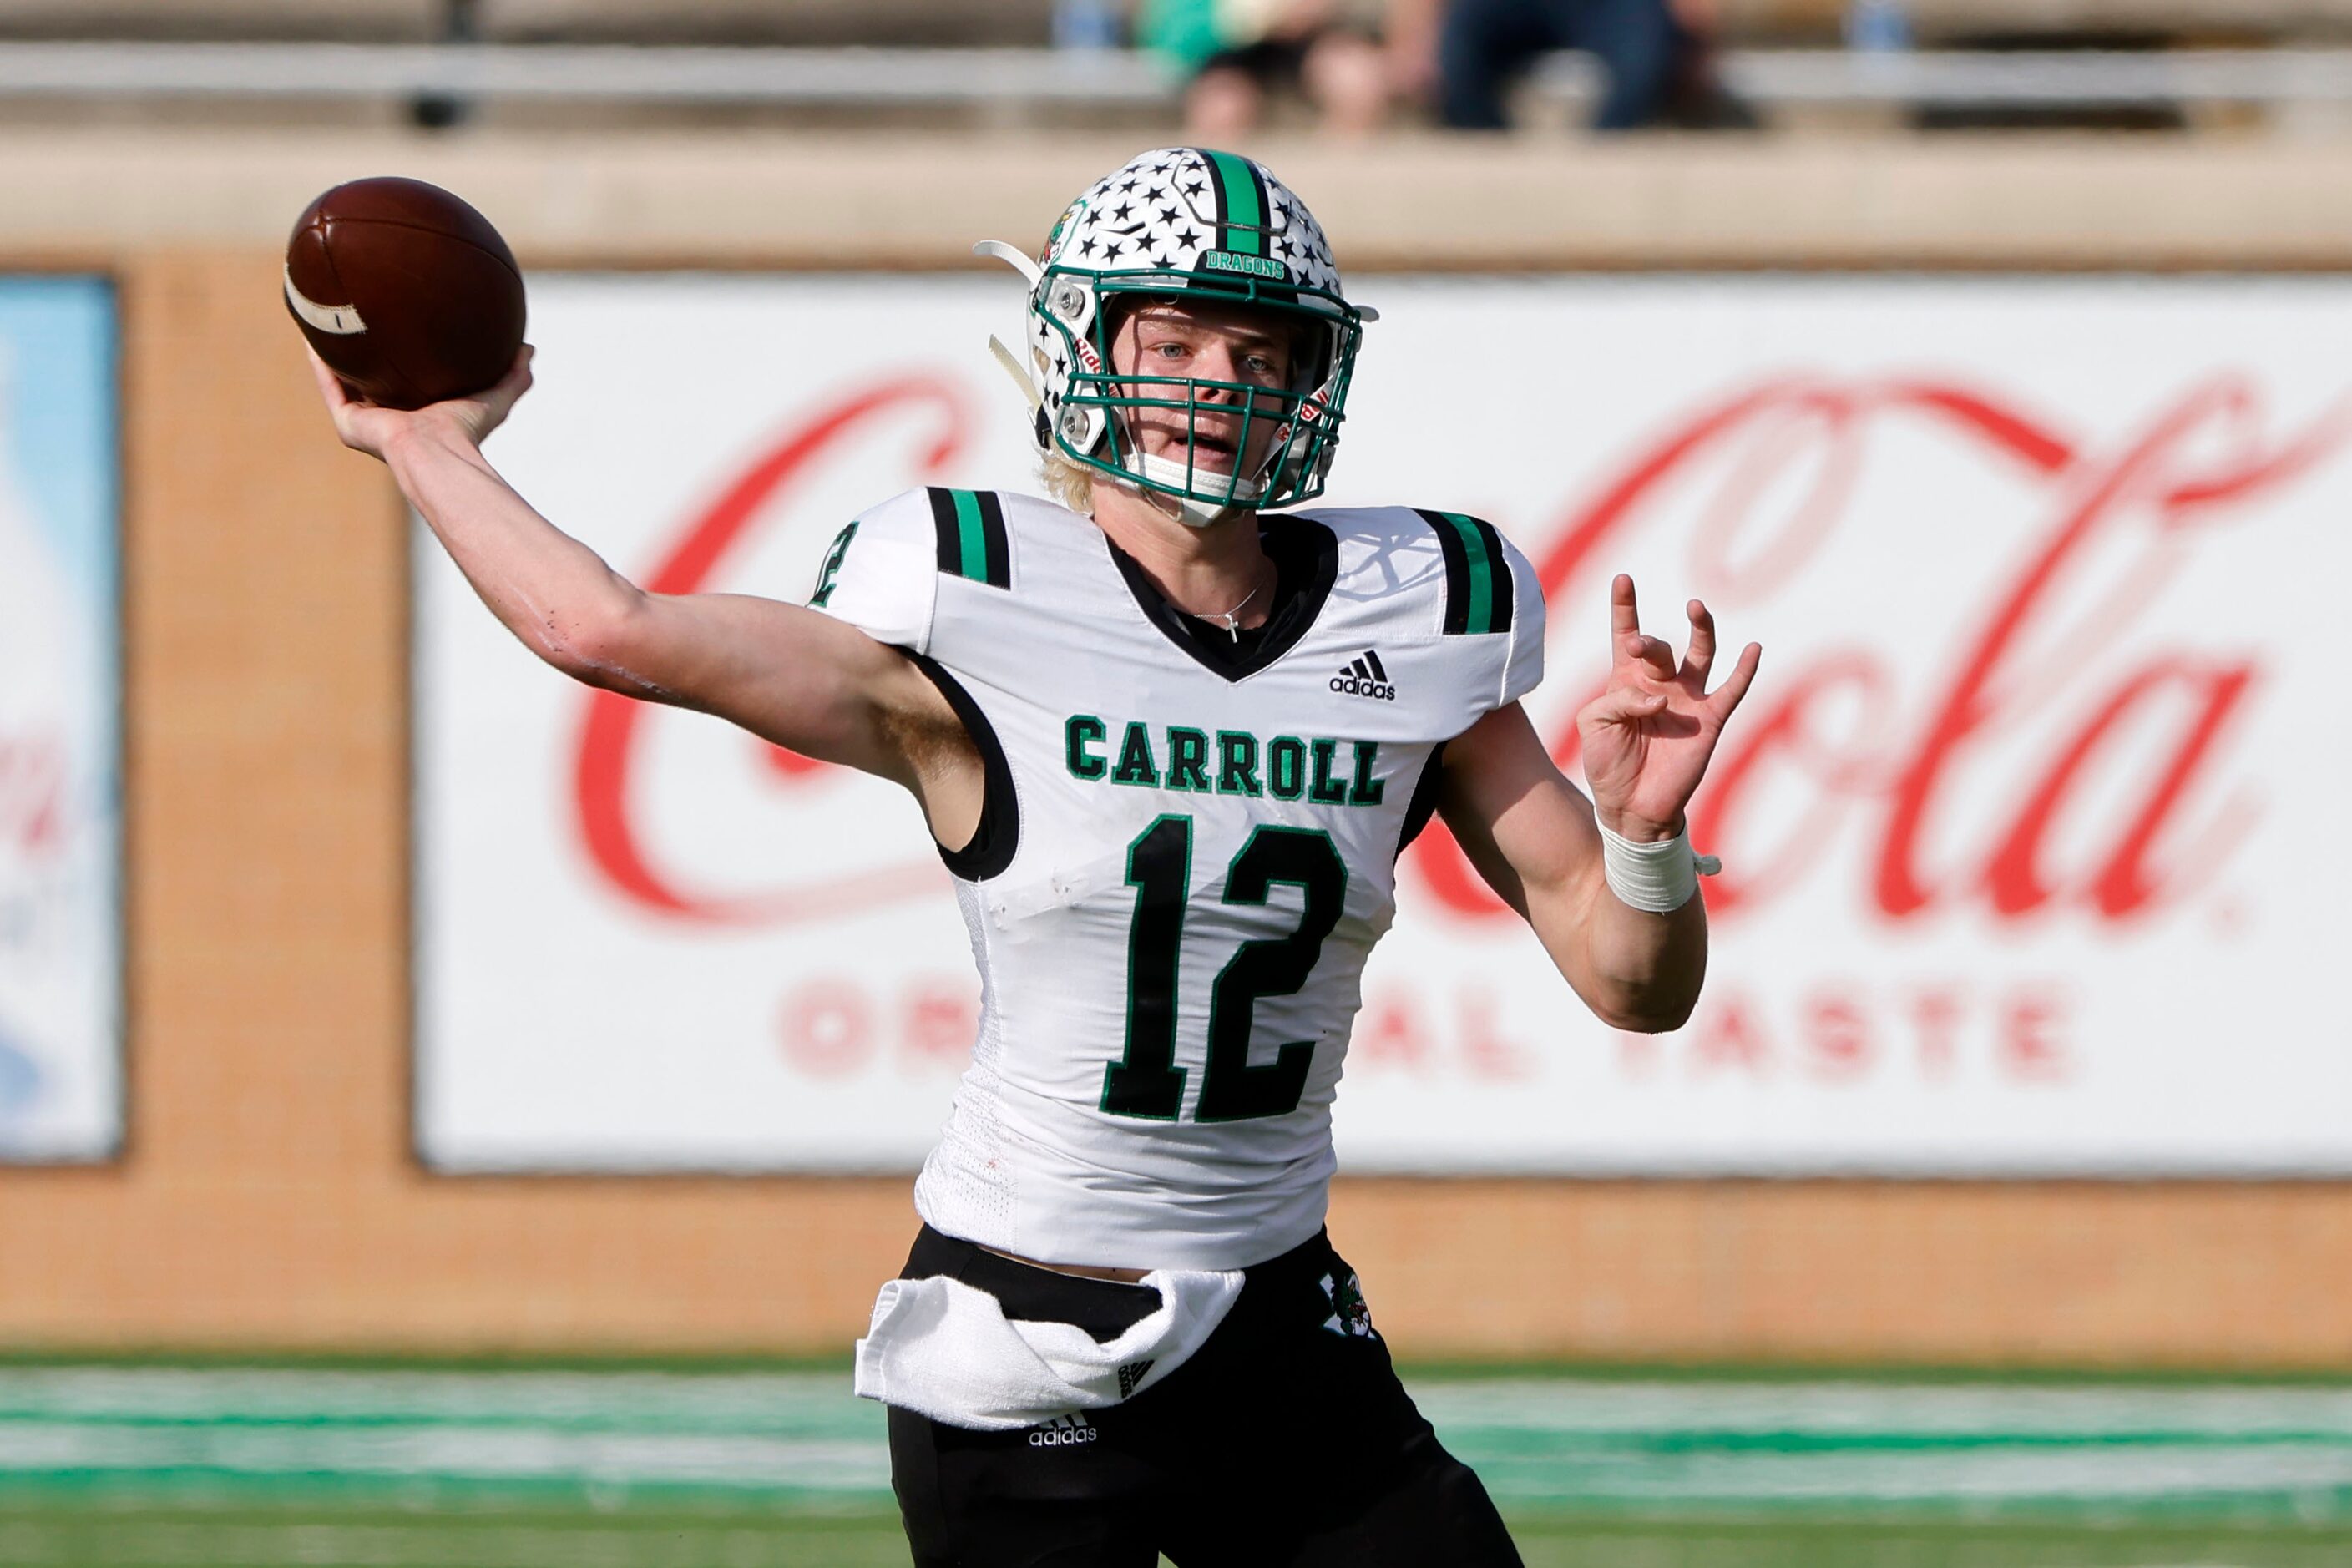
[1141, 0, 1392, 140]
[1394, 0, 1747, 131]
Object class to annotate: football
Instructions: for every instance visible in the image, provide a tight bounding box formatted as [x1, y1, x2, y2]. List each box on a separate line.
[284, 176, 526, 410]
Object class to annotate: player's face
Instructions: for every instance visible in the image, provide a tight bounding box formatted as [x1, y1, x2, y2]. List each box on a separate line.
[1107, 299, 1303, 481]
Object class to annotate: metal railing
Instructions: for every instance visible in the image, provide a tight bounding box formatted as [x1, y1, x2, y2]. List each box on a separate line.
[0, 40, 1174, 104]
[0, 39, 2349, 113]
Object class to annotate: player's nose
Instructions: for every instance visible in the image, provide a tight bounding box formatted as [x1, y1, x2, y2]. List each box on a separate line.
[1191, 338, 1242, 389]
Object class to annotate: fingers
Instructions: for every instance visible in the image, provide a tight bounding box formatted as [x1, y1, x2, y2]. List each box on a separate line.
[1707, 641, 1763, 720]
[457, 343, 538, 443]
[1608, 574, 1639, 646]
[1608, 582, 1748, 710]
[1621, 632, 1677, 681]
[1581, 685, 1669, 728]
[1682, 599, 1717, 684]
[1610, 582, 1673, 677]
[499, 341, 535, 395]
[303, 345, 353, 413]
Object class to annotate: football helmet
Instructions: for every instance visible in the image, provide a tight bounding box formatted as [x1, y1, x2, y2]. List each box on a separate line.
[979, 148, 1368, 522]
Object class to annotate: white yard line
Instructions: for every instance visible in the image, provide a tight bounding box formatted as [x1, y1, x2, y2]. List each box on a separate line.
[0, 1368, 2344, 1515]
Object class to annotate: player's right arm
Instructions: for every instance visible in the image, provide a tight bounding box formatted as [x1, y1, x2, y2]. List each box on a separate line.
[310, 346, 980, 832]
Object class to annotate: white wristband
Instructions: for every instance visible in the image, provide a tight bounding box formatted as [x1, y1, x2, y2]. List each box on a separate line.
[1596, 818, 1721, 913]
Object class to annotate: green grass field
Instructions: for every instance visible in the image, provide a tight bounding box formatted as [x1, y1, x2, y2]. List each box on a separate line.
[0, 1362, 2346, 1565]
[3, 1500, 2349, 1568]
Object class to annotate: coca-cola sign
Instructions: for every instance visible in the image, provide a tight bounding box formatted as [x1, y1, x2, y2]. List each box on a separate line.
[413, 276, 2352, 1174]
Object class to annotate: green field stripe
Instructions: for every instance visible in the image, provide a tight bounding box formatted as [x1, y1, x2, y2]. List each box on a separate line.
[0, 1368, 871, 1435]
[1, 1368, 2349, 1523]
[1408, 1377, 2352, 1435]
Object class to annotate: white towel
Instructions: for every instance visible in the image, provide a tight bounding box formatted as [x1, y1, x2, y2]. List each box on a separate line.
[853, 1267, 1244, 1431]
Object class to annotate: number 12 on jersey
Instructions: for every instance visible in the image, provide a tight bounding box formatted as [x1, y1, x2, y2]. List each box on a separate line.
[1102, 815, 1348, 1123]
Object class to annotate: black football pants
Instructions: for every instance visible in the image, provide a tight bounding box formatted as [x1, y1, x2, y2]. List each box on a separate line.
[886, 1225, 1524, 1567]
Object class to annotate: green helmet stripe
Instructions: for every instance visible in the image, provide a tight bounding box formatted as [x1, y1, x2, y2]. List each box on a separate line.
[1204, 149, 1266, 257]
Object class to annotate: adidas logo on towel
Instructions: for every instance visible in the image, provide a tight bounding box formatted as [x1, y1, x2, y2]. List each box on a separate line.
[1028, 1411, 1100, 1448]
[1330, 649, 1397, 701]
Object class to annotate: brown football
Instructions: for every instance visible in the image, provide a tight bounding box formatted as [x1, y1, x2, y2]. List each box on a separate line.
[285, 177, 526, 410]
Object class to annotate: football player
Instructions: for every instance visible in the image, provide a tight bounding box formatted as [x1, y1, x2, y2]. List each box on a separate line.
[310, 147, 1758, 1567]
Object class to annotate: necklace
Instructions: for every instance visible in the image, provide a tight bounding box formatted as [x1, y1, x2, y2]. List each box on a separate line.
[1211, 579, 1263, 640]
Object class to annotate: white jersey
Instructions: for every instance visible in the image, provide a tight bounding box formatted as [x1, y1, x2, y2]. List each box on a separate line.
[813, 488, 1545, 1270]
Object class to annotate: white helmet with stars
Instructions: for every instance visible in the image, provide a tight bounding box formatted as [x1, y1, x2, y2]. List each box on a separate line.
[978, 147, 1369, 524]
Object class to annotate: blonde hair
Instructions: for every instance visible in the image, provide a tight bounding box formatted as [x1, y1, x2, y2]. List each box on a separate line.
[1041, 448, 1096, 516]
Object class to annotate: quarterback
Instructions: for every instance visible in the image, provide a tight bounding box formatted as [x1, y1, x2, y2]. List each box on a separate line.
[311, 148, 1758, 1565]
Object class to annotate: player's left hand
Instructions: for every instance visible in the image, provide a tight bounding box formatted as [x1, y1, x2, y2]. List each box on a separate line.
[1577, 574, 1760, 842]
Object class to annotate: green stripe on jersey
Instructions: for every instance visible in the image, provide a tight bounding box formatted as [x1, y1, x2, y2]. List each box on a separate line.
[950, 489, 989, 584]
[1437, 511, 1499, 635]
[928, 487, 1009, 589]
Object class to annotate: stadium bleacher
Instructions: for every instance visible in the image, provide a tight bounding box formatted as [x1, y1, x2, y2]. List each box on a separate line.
[0, 2, 2348, 135]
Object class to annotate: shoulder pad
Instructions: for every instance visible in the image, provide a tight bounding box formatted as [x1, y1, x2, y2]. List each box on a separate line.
[1413, 509, 1517, 637]
[807, 488, 942, 653]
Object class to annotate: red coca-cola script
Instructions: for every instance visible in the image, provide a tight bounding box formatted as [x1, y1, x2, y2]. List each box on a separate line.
[570, 375, 970, 923]
[570, 368, 2348, 930]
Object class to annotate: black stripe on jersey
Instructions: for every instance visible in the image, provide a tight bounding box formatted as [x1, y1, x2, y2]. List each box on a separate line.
[1349, 657, 1370, 680]
[1395, 741, 1447, 862]
[927, 486, 960, 576]
[974, 490, 1012, 589]
[1416, 508, 1515, 636]
[1363, 649, 1388, 683]
[906, 653, 1020, 882]
[1422, 507, 1472, 635]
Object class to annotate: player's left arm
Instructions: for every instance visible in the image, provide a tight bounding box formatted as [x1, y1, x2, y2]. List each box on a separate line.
[1437, 575, 1760, 1033]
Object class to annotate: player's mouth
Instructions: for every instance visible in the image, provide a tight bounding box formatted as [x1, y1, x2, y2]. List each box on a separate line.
[1165, 431, 1239, 471]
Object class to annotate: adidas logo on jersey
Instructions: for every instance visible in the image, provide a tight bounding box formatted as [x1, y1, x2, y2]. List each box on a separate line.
[1028, 1411, 1100, 1448]
[1330, 650, 1396, 702]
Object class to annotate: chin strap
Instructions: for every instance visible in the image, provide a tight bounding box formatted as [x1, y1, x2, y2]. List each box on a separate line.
[1111, 471, 1252, 533]
[1171, 495, 1252, 530]
[1131, 452, 1261, 529]
[1136, 450, 1262, 506]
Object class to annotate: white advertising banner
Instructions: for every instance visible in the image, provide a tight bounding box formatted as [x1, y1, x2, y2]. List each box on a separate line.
[416, 275, 2351, 1174]
[0, 279, 120, 1161]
